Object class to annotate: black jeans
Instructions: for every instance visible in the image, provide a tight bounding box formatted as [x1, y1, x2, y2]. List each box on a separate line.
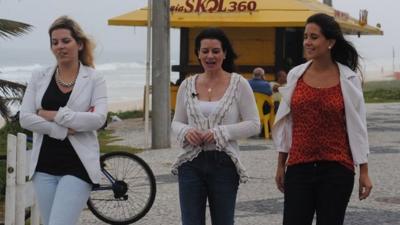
[178, 151, 239, 225]
[283, 161, 354, 225]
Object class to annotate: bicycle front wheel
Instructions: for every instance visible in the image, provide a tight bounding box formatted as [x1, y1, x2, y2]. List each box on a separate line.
[87, 151, 156, 224]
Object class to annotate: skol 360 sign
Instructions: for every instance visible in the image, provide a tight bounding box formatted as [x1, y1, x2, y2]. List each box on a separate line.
[170, 0, 258, 13]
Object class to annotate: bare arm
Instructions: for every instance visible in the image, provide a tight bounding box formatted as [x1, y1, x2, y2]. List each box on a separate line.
[37, 109, 57, 121]
[275, 152, 288, 193]
[37, 109, 76, 135]
[359, 163, 372, 200]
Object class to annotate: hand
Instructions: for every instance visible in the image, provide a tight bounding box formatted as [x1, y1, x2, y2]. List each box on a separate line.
[201, 130, 215, 145]
[359, 172, 373, 200]
[68, 128, 76, 135]
[37, 109, 57, 121]
[272, 84, 280, 93]
[275, 165, 285, 193]
[184, 128, 204, 146]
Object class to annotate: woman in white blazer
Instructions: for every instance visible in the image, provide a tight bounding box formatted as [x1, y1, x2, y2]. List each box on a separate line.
[272, 13, 372, 225]
[19, 16, 107, 225]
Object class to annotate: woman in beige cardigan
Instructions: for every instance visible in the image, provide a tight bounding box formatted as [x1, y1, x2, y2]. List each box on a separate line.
[171, 28, 260, 225]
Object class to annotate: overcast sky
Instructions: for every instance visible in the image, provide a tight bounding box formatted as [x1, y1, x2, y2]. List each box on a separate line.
[0, 0, 399, 67]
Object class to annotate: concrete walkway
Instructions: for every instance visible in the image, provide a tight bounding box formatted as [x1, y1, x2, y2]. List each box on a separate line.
[79, 103, 400, 225]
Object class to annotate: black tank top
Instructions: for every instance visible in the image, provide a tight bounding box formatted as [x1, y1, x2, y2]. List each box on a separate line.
[36, 73, 91, 183]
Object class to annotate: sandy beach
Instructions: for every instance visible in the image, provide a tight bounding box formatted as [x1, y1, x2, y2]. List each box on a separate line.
[108, 99, 144, 112]
[364, 70, 397, 81]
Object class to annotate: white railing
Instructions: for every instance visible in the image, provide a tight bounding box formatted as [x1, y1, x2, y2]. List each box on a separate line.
[5, 133, 40, 225]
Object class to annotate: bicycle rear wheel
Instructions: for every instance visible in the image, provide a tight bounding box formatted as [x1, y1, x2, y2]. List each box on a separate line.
[87, 151, 156, 224]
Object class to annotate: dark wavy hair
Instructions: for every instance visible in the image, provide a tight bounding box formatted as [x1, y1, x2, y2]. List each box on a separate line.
[194, 28, 237, 73]
[306, 13, 360, 72]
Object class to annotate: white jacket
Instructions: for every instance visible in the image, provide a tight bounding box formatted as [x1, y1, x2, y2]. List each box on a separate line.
[20, 64, 108, 183]
[272, 61, 369, 165]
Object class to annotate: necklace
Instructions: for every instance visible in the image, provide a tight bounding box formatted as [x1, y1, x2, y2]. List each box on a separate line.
[206, 80, 221, 101]
[55, 68, 76, 88]
[207, 87, 212, 101]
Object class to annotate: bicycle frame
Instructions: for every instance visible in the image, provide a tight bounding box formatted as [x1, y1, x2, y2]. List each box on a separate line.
[91, 167, 115, 191]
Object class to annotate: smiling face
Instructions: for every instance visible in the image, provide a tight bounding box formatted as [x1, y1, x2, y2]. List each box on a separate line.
[303, 23, 335, 61]
[50, 28, 82, 65]
[198, 39, 226, 73]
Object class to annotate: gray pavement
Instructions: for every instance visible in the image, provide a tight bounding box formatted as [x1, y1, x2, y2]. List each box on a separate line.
[79, 103, 400, 225]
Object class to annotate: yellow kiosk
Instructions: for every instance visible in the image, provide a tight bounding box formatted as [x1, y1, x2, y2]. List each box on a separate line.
[109, 0, 382, 81]
[108, 0, 382, 138]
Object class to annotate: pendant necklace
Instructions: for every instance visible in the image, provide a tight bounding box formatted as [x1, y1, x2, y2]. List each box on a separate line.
[207, 87, 212, 101]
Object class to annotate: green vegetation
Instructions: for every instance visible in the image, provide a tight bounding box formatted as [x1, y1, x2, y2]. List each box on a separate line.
[363, 80, 400, 103]
[97, 129, 142, 154]
[0, 160, 5, 200]
[0, 122, 29, 201]
[108, 110, 145, 120]
[0, 121, 30, 155]
[0, 121, 142, 155]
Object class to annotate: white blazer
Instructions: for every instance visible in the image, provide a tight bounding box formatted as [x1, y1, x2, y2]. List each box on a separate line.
[272, 61, 369, 165]
[20, 64, 108, 183]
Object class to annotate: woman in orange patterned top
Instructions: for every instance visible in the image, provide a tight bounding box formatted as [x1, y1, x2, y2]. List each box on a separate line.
[272, 13, 372, 225]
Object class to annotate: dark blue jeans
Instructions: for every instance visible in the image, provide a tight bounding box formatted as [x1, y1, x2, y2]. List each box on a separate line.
[178, 151, 239, 225]
[283, 161, 355, 225]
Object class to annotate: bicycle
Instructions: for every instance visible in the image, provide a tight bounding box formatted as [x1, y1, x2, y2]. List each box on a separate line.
[87, 151, 156, 224]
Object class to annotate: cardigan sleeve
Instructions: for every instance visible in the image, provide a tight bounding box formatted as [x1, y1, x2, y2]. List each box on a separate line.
[53, 73, 108, 132]
[19, 70, 68, 140]
[212, 77, 260, 149]
[171, 80, 191, 147]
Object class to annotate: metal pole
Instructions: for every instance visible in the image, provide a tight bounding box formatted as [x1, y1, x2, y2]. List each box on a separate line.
[323, 0, 332, 6]
[151, 0, 171, 149]
[144, 0, 152, 149]
[393, 47, 395, 73]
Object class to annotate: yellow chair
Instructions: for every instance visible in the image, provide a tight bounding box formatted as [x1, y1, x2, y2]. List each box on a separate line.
[142, 84, 178, 115]
[253, 92, 275, 139]
[170, 85, 179, 111]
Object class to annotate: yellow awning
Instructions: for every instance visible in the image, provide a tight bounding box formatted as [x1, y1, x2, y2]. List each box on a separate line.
[108, 0, 382, 35]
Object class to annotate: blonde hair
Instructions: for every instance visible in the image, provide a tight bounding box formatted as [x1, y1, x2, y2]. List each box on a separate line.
[49, 16, 95, 68]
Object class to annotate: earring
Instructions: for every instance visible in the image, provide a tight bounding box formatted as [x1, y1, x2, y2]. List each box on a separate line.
[328, 46, 332, 50]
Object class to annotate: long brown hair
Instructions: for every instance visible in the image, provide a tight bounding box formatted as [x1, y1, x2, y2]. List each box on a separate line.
[306, 13, 360, 73]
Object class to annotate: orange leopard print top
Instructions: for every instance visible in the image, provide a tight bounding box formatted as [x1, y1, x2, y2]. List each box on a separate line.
[287, 77, 354, 171]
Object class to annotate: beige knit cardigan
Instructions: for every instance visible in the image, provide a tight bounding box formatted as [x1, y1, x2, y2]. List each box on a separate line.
[171, 73, 260, 182]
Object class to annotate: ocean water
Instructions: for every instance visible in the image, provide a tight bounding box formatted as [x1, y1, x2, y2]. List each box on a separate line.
[0, 48, 396, 111]
[0, 49, 179, 110]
